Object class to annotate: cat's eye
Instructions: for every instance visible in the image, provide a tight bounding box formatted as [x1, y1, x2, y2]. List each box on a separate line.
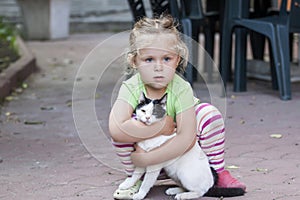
[141, 109, 146, 113]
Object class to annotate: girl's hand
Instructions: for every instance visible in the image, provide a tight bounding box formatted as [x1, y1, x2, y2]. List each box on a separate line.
[161, 116, 176, 136]
[134, 143, 146, 153]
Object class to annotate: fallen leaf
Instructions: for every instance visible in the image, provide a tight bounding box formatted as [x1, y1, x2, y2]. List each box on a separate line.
[40, 106, 54, 111]
[63, 58, 73, 65]
[95, 93, 101, 99]
[256, 168, 268, 172]
[5, 96, 14, 101]
[15, 88, 23, 93]
[226, 165, 240, 169]
[65, 100, 72, 107]
[22, 83, 28, 89]
[24, 121, 45, 125]
[270, 134, 282, 139]
[5, 112, 12, 116]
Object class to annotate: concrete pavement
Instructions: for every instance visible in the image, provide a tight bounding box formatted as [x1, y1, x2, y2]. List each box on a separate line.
[0, 32, 300, 200]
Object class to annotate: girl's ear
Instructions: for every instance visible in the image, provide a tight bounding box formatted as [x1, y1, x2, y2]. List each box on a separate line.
[132, 59, 137, 69]
[176, 56, 181, 67]
[127, 52, 136, 68]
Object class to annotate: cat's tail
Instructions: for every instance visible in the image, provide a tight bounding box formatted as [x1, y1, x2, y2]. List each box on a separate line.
[204, 187, 245, 197]
[204, 167, 245, 197]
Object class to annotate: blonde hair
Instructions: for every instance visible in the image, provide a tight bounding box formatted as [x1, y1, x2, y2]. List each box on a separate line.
[125, 15, 189, 75]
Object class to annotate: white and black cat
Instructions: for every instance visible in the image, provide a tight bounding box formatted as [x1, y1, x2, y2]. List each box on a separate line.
[118, 92, 244, 200]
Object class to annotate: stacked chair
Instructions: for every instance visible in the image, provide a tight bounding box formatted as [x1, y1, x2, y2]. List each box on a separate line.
[220, 0, 300, 100]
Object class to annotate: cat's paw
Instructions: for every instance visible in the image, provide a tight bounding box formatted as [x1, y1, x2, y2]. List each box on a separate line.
[174, 192, 201, 200]
[165, 187, 185, 195]
[132, 191, 147, 200]
[118, 179, 135, 190]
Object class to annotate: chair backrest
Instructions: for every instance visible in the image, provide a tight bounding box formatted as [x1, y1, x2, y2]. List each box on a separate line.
[180, 0, 205, 19]
[206, 0, 220, 14]
[127, 0, 147, 22]
[223, 0, 250, 19]
[149, 0, 180, 19]
[289, 0, 300, 32]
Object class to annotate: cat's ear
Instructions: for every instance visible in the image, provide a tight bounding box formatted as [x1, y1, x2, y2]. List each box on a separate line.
[138, 92, 146, 103]
[139, 92, 145, 103]
[159, 93, 167, 104]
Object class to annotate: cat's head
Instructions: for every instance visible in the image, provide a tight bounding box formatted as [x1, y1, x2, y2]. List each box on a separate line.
[135, 92, 167, 125]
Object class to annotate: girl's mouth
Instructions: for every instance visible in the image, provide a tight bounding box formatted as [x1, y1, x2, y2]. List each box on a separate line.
[154, 76, 164, 81]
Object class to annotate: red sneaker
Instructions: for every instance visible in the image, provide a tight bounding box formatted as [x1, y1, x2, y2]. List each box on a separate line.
[217, 170, 246, 191]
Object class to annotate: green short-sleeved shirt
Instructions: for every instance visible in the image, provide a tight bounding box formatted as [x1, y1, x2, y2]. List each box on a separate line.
[117, 73, 200, 121]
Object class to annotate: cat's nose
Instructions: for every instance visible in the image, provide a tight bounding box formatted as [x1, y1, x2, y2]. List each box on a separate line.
[146, 116, 150, 120]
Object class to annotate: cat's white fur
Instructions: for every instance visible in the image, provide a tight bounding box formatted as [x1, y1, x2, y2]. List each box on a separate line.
[118, 94, 214, 200]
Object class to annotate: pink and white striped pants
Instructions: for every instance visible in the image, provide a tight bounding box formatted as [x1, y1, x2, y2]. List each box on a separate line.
[112, 103, 225, 176]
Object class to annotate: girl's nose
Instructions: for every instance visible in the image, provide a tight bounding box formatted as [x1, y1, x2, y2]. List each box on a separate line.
[154, 62, 163, 71]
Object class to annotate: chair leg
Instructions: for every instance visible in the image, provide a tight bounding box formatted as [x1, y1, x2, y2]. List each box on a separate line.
[180, 18, 194, 86]
[191, 20, 201, 82]
[233, 28, 247, 92]
[289, 33, 293, 62]
[267, 39, 279, 90]
[275, 26, 291, 100]
[250, 31, 266, 60]
[219, 24, 233, 90]
[268, 26, 291, 100]
[203, 23, 215, 83]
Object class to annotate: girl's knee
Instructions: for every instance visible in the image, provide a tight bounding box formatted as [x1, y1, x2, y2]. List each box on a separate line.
[195, 103, 223, 121]
[195, 103, 224, 135]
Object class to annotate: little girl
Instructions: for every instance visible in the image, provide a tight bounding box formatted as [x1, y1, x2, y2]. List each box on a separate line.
[109, 15, 246, 199]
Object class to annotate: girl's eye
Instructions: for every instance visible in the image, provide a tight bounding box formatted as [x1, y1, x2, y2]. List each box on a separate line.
[145, 58, 153, 62]
[164, 57, 171, 62]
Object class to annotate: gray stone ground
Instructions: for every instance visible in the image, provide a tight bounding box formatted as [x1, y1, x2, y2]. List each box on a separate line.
[0, 32, 300, 200]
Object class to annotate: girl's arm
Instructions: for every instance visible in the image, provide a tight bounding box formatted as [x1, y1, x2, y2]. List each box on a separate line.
[130, 106, 197, 167]
[109, 99, 175, 143]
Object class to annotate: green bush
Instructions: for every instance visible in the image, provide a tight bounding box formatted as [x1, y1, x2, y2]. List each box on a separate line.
[0, 17, 20, 73]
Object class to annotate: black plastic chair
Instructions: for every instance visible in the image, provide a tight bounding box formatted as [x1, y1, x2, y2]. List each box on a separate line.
[219, 0, 249, 93]
[180, 0, 219, 58]
[249, 0, 272, 60]
[250, 1, 294, 62]
[127, 0, 147, 23]
[149, 0, 180, 19]
[180, 0, 220, 82]
[220, 0, 300, 100]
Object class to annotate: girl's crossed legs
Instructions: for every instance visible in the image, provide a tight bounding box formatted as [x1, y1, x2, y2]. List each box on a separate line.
[112, 103, 246, 190]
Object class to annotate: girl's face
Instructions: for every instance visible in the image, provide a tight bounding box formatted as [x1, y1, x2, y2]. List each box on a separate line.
[134, 35, 180, 92]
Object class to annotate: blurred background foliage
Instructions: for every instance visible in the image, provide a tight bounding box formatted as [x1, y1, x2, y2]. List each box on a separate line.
[0, 16, 19, 73]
